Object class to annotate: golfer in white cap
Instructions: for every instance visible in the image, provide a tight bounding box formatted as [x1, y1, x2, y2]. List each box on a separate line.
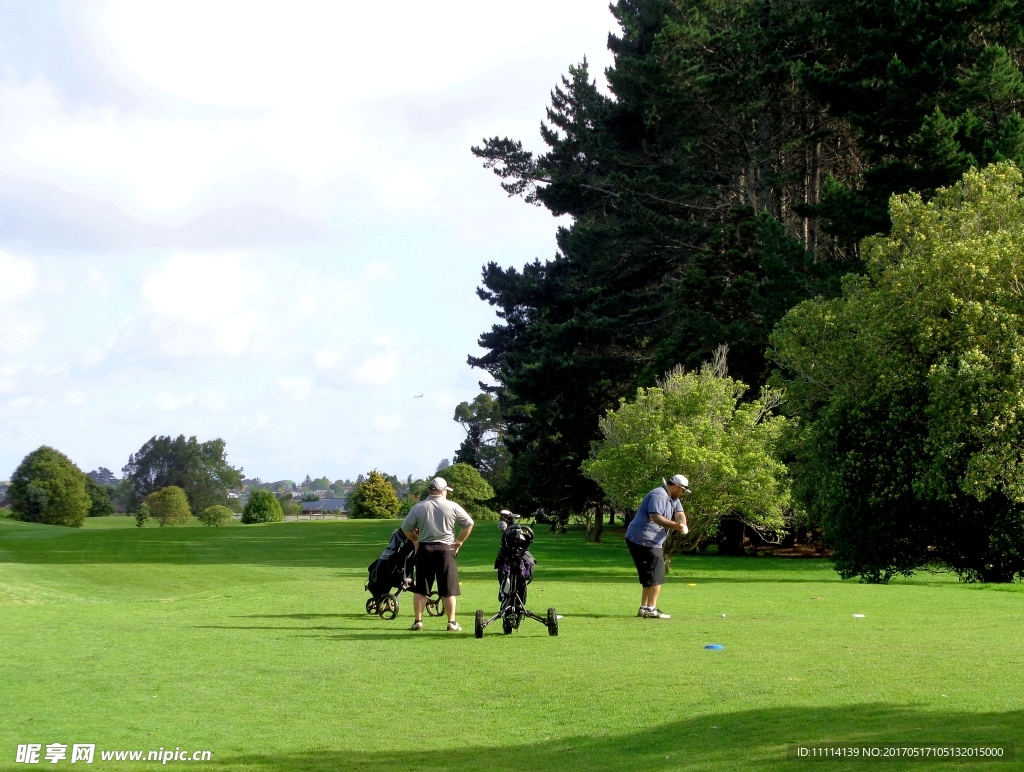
[624, 474, 691, 618]
[401, 476, 474, 631]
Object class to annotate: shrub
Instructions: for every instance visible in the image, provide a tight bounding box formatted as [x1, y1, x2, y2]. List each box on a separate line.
[242, 489, 283, 523]
[145, 486, 192, 527]
[583, 348, 791, 561]
[280, 501, 302, 516]
[198, 504, 234, 527]
[442, 463, 498, 520]
[348, 470, 401, 519]
[135, 503, 150, 528]
[10, 446, 91, 527]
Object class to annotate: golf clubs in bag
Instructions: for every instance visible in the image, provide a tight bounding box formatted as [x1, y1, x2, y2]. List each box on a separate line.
[364, 528, 441, 620]
[475, 510, 558, 637]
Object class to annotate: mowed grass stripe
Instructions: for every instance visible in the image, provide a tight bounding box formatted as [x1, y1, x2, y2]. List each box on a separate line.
[1, 518, 1021, 771]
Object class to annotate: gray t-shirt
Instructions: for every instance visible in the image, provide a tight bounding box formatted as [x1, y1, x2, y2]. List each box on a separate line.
[401, 496, 473, 545]
[625, 486, 681, 548]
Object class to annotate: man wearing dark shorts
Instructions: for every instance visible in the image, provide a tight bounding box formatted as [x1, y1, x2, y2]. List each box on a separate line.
[401, 476, 474, 631]
[625, 474, 690, 619]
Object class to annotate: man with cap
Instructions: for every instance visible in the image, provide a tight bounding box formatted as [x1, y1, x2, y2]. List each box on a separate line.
[625, 474, 691, 619]
[401, 476, 474, 631]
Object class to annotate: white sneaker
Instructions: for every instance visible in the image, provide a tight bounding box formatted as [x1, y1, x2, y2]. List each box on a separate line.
[641, 607, 671, 619]
[446, 621, 462, 632]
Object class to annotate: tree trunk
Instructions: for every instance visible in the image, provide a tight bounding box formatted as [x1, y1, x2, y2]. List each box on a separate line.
[591, 506, 603, 543]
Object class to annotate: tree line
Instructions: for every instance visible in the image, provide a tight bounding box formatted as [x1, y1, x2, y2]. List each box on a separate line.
[461, 0, 1024, 581]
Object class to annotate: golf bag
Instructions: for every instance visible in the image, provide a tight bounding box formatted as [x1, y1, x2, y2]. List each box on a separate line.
[475, 510, 558, 638]
[364, 529, 441, 620]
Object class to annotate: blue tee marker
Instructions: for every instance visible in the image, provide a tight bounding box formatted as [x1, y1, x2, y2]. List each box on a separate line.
[704, 644, 724, 650]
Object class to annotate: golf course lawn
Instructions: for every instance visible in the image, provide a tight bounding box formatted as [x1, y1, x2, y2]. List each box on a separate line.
[1, 516, 1022, 771]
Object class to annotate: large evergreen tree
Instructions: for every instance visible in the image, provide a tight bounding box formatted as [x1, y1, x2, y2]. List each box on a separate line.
[470, 0, 1024, 516]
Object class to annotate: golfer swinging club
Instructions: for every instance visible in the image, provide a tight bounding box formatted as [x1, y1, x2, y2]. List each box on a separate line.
[401, 476, 474, 631]
[625, 474, 691, 619]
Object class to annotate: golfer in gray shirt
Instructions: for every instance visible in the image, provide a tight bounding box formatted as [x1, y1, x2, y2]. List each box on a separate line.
[401, 476, 474, 631]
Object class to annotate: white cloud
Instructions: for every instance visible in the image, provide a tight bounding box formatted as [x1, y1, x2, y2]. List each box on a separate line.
[65, 390, 88, 406]
[141, 251, 266, 358]
[354, 355, 398, 386]
[0, 378, 15, 393]
[0, 251, 38, 301]
[86, 266, 111, 293]
[0, 251, 45, 355]
[278, 377, 312, 403]
[153, 391, 196, 411]
[372, 414, 406, 433]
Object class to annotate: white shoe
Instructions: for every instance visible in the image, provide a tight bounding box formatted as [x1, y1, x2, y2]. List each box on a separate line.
[641, 607, 671, 619]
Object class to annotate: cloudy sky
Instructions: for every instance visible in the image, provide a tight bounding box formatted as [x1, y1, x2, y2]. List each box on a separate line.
[0, 1, 618, 483]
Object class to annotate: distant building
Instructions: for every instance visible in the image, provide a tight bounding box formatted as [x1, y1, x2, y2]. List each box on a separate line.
[300, 498, 347, 514]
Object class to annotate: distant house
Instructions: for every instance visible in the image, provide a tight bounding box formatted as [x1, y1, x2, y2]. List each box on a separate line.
[0, 496, 11, 509]
[300, 498, 347, 515]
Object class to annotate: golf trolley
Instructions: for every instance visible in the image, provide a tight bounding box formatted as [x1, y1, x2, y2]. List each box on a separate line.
[475, 510, 558, 638]
[364, 528, 442, 620]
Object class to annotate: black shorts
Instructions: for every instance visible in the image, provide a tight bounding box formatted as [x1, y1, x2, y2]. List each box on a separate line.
[627, 538, 666, 587]
[414, 542, 461, 597]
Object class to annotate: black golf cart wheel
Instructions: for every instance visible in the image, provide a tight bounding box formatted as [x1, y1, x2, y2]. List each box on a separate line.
[475, 609, 485, 639]
[425, 594, 443, 617]
[366, 597, 379, 615]
[502, 616, 514, 635]
[378, 594, 399, 620]
[547, 607, 558, 636]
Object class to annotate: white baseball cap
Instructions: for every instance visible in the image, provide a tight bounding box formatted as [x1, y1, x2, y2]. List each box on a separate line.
[664, 474, 691, 491]
[429, 476, 453, 492]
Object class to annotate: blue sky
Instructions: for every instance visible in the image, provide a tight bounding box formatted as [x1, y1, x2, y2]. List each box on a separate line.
[0, 1, 617, 483]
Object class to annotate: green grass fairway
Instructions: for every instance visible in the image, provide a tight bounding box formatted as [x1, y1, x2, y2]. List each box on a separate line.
[1, 517, 1022, 771]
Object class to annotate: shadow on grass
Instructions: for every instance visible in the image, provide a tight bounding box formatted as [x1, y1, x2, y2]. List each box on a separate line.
[213, 705, 1021, 772]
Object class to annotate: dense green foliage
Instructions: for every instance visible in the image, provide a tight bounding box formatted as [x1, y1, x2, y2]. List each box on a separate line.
[9, 446, 90, 527]
[771, 164, 1024, 582]
[135, 502, 150, 528]
[145, 486, 192, 527]
[348, 470, 401, 520]
[85, 477, 115, 517]
[584, 350, 790, 556]
[122, 435, 243, 513]
[198, 504, 234, 527]
[442, 462, 498, 520]
[2, 517, 1024, 771]
[471, 0, 1024, 517]
[242, 489, 284, 524]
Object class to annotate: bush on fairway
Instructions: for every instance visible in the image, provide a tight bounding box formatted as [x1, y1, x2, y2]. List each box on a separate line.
[348, 470, 400, 519]
[242, 489, 283, 523]
[198, 504, 234, 527]
[583, 348, 790, 557]
[9, 446, 91, 527]
[135, 503, 150, 528]
[145, 486, 192, 527]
